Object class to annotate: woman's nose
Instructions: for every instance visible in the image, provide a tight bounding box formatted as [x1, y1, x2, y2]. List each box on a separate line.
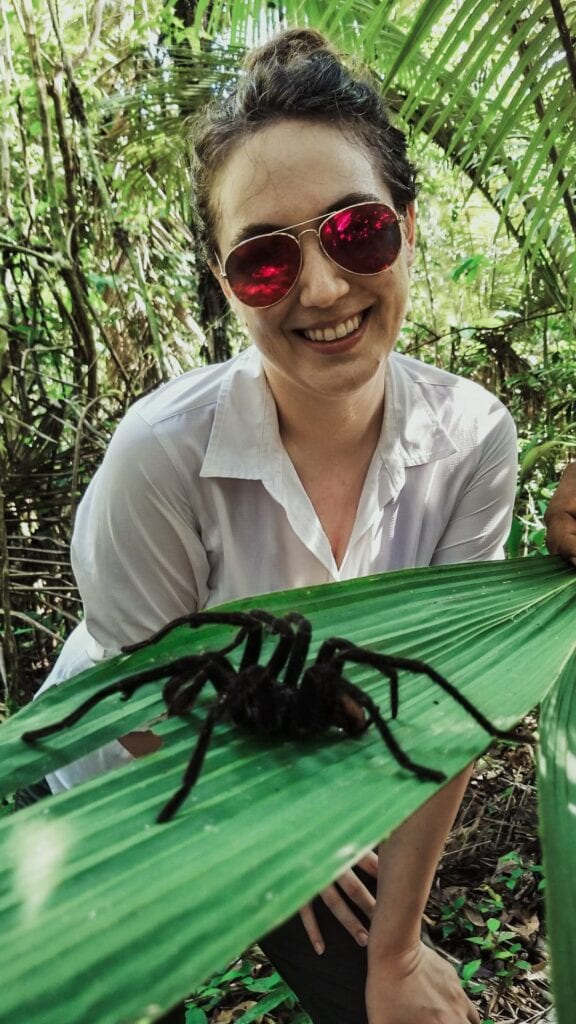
[296, 231, 350, 308]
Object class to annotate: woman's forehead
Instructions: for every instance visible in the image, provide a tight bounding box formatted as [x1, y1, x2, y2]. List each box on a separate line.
[211, 120, 390, 251]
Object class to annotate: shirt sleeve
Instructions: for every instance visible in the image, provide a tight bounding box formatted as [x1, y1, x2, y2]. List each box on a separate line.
[431, 401, 518, 564]
[71, 406, 211, 655]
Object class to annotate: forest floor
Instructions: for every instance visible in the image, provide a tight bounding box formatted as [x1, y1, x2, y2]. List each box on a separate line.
[188, 717, 553, 1024]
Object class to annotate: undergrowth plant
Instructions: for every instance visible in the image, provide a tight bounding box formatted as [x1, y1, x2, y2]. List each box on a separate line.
[445, 851, 546, 997]
[184, 955, 311, 1024]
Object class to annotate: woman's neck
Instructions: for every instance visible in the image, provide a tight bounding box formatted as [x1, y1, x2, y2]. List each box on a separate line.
[268, 365, 387, 459]
[265, 366, 388, 567]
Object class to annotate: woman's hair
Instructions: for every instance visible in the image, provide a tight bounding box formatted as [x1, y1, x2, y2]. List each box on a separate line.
[190, 28, 418, 258]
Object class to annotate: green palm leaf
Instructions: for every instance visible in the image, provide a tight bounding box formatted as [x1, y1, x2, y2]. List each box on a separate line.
[1, 556, 575, 1023]
[538, 656, 576, 1024]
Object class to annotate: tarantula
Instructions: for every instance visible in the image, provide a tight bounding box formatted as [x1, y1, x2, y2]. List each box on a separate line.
[22, 610, 516, 823]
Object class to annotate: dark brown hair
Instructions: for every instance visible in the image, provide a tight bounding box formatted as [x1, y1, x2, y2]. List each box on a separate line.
[190, 28, 418, 258]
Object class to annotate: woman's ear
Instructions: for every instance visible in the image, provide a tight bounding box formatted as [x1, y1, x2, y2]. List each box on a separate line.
[403, 202, 417, 268]
[209, 260, 245, 322]
[208, 260, 233, 302]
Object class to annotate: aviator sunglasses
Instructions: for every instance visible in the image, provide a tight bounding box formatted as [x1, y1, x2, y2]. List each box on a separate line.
[215, 201, 405, 308]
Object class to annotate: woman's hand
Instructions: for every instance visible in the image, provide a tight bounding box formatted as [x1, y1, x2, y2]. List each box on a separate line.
[545, 464, 576, 566]
[298, 851, 378, 953]
[366, 940, 480, 1024]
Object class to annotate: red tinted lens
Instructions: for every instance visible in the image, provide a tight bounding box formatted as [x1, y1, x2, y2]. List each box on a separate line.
[320, 203, 401, 274]
[225, 234, 301, 307]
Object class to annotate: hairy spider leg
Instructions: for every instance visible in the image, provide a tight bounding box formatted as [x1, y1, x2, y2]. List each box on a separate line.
[122, 611, 268, 666]
[315, 638, 400, 718]
[280, 613, 312, 688]
[21, 681, 132, 742]
[157, 627, 300, 824]
[162, 653, 237, 716]
[235, 611, 274, 672]
[327, 673, 446, 783]
[157, 661, 239, 823]
[163, 666, 217, 717]
[355, 652, 517, 740]
[237, 610, 302, 680]
[293, 661, 444, 781]
[21, 654, 216, 743]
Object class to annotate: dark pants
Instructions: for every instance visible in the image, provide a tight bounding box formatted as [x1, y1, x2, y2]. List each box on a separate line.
[185, 866, 375, 1024]
[259, 867, 374, 1024]
[15, 783, 372, 1024]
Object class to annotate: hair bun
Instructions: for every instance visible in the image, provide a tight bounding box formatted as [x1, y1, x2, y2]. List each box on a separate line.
[243, 27, 332, 72]
[190, 26, 417, 260]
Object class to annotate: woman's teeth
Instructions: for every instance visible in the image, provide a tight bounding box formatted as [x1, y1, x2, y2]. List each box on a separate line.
[303, 313, 362, 342]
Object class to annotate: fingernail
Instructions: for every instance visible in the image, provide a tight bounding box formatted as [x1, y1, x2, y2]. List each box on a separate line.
[314, 942, 324, 955]
[357, 931, 368, 946]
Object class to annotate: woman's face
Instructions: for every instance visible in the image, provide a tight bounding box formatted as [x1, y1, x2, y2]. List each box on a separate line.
[211, 120, 415, 404]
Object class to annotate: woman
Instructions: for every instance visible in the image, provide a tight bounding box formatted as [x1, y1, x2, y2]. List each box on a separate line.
[546, 463, 576, 565]
[38, 29, 520, 1024]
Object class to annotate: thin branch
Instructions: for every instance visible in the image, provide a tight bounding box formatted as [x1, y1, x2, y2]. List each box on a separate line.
[0, 460, 19, 700]
[46, 70, 80, 258]
[15, 93, 37, 234]
[1, 609, 64, 643]
[71, 0, 105, 68]
[510, 17, 576, 238]
[0, 0, 14, 222]
[0, 238, 68, 265]
[18, 0, 65, 247]
[548, 0, 576, 92]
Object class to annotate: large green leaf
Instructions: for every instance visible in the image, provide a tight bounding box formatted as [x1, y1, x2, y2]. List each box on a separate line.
[538, 653, 576, 1024]
[1, 557, 575, 1023]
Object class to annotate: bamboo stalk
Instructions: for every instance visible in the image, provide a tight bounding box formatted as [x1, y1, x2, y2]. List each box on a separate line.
[0, 444, 19, 702]
[46, 0, 167, 378]
[0, 0, 14, 223]
[18, 0, 66, 248]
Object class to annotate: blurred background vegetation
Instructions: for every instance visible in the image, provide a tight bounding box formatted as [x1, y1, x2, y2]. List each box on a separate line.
[1, 0, 575, 710]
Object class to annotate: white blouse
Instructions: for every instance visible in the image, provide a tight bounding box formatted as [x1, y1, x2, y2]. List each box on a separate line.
[39, 346, 518, 790]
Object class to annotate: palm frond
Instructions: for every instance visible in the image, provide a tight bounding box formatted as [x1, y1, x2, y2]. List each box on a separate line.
[1, 557, 575, 1024]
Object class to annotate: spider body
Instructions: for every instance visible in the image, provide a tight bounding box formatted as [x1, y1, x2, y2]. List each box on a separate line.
[22, 609, 517, 823]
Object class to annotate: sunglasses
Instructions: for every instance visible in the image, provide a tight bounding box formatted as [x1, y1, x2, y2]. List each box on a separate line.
[215, 201, 405, 308]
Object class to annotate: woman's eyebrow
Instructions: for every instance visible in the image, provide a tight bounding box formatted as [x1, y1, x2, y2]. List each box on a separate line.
[227, 192, 382, 250]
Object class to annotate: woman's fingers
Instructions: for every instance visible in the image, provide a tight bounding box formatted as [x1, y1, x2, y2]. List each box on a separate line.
[331, 865, 377, 920]
[299, 852, 378, 952]
[355, 849, 379, 877]
[298, 902, 325, 955]
[299, 885, 370, 952]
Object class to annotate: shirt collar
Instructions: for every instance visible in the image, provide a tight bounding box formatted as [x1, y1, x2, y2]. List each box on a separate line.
[200, 347, 457, 482]
[379, 353, 457, 470]
[200, 347, 281, 480]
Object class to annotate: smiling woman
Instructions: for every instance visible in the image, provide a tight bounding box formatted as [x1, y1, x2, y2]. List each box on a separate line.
[31, 26, 520, 1024]
[210, 122, 415, 412]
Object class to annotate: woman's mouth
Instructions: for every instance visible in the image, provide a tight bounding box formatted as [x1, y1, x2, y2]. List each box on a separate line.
[300, 311, 365, 343]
